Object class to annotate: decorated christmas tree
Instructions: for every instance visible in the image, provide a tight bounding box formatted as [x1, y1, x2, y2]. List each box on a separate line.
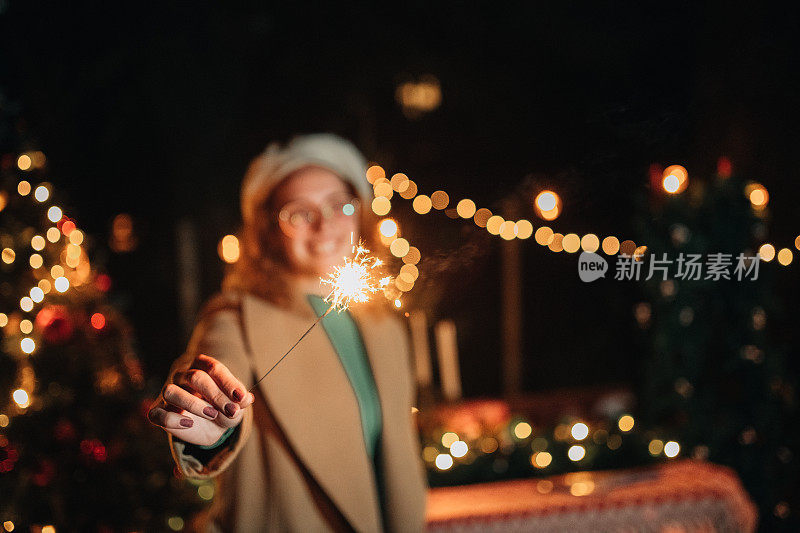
[0, 96, 208, 531]
[635, 160, 799, 529]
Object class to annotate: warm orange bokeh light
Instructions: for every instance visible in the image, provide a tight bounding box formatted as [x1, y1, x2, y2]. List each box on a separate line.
[534, 190, 561, 220]
[91, 313, 106, 330]
[662, 165, 688, 194]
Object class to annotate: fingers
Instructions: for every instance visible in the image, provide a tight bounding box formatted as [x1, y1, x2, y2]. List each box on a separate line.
[162, 383, 219, 421]
[192, 354, 255, 408]
[147, 405, 195, 430]
[174, 368, 240, 418]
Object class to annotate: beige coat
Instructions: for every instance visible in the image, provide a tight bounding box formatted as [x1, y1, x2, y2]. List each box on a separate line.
[164, 291, 427, 532]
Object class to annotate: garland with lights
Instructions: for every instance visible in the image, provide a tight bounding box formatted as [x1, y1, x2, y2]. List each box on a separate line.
[364, 161, 797, 266]
[417, 401, 684, 489]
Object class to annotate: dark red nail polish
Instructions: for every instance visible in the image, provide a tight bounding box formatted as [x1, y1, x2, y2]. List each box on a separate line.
[203, 406, 218, 418]
[180, 418, 193, 428]
[224, 403, 237, 417]
[231, 389, 243, 402]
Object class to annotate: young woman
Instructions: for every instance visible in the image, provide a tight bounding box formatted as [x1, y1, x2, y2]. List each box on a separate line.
[148, 134, 427, 532]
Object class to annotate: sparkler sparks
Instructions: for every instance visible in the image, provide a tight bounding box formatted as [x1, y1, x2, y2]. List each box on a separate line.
[321, 242, 392, 312]
[249, 239, 390, 391]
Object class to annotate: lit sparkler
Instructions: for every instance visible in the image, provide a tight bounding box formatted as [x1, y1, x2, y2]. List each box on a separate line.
[321, 242, 392, 311]
[249, 239, 390, 391]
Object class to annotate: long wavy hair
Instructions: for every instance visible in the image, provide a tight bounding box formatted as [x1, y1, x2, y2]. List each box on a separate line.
[221, 168, 391, 315]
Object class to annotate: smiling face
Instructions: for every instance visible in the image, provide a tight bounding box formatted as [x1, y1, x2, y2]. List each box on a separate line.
[268, 166, 360, 280]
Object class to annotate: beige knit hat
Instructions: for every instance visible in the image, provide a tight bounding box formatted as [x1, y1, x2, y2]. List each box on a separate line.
[240, 133, 371, 224]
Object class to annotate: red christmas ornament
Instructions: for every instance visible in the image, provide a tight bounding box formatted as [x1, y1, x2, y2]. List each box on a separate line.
[35, 305, 74, 344]
[91, 312, 106, 330]
[0, 443, 18, 473]
[33, 459, 56, 486]
[80, 438, 107, 463]
[95, 273, 112, 292]
[54, 418, 77, 442]
[717, 156, 733, 178]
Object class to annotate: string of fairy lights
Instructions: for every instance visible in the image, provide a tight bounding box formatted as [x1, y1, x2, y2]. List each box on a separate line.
[5, 153, 795, 348]
[422, 413, 686, 476]
[363, 162, 798, 267]
[215, 160, 798, 311]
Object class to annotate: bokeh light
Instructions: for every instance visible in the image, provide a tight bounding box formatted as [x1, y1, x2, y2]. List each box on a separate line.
[777, 248, 793, 266]
[486, 215, 504, 235]
[456, 199, 477, 219]
[602, 236, 620, 255]
[47, 206, 62, 223]
[499, 221, 516, 240]
[371, 197, 391, 216]
[515, 220, 533, 239]
[534, 226, 554, 246]
[758, 243, 775, 262]
[2, 248, 15, 264]
[20, 337, 36, 354]
[532, 451, 552, 468]
[431, 190, 450, 210]
[20, 297, 34, 312]
[365, 165, 384, 184]
[535, 191, 558, 211]
[548, 233, 564, 252]
[513, 422, 533, 440]
[567, 445, 585, 461]
[412, 195, 432, 214]
[664, 441, 680, 458]
[435, 454, 453, 470]
[379, 219, 398, 238]
[618, 415, 635, 432]
[450, 441, 468, 458]
[403, 247, 421, 265]
[54, 276, 70, 293]
[218, 235, 240, 263]
[399, 180, 418, 199]
[47, 227, 61, 242]
[91, 313, 106, 330]
[571, 422, 589, 440]
[34, 185, 50, 202]
[390, 173, 409, 192]
[17, 155, 32, 171]
[562, 233, 580, 253]
[662, 165, 688, 194]
[473, 208, 492, 228]
[648, 439, 664, 456]
[390, 238, 410, 258]
[13, 389, 30, 408]
[580, 234, 600, 253]
[747, 183, 769, 209]
[534, 190, 561, 221]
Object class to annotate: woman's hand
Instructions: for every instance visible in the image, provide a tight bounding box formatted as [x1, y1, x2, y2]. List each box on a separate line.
[148, 354, 255, 446]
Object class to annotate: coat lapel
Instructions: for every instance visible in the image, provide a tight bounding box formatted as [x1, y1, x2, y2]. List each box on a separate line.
[351, 304, 428, 533]
[240, 294, 383, 532]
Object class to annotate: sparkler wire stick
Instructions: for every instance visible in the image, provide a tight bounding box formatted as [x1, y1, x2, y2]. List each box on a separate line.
[248, 302, 334, 392]
[248, 237, 390, 392]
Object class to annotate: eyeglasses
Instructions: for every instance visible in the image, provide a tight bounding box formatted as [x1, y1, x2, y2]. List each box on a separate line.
[277, 194, 361, 233]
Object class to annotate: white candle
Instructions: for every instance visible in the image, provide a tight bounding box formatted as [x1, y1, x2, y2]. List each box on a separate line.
[435, 319, 461, 402]
[409, 312, 433, 389]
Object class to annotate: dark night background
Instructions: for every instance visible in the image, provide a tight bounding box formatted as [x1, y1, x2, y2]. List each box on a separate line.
[2, 2, 798, 397]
